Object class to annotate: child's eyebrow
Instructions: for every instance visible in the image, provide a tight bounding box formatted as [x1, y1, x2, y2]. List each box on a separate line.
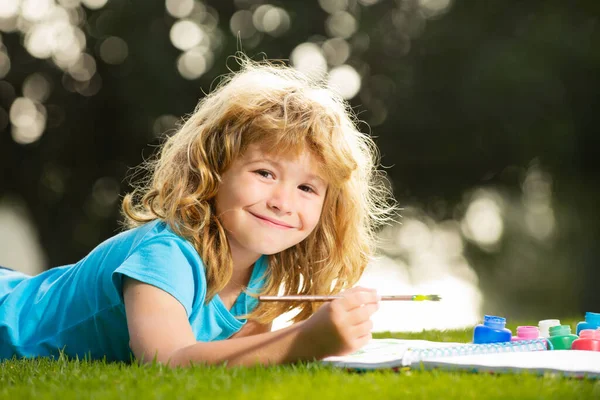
[246, 158, 327, 186]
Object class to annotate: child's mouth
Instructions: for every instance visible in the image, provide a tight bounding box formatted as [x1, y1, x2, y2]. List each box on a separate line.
[249, 212, 295, 229]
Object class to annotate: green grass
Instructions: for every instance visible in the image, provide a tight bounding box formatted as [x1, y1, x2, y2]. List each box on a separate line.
[1, 320, 598, 400]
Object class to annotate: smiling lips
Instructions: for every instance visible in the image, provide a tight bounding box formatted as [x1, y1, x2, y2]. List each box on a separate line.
[250, 212, 296, 229]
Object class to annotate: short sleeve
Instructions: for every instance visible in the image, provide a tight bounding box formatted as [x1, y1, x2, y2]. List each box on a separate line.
[112, 235, 204, 317]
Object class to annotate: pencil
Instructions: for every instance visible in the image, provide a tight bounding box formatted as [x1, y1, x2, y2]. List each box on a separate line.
[258, 294, 441, 302]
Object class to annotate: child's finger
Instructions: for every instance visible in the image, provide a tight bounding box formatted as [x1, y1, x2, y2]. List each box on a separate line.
[351, 319, 374, 338]
[347, 303, 379, 325]
[351, 326, 374, 352]
[340, 290, 380, 310]
[345, 286, 377, 294]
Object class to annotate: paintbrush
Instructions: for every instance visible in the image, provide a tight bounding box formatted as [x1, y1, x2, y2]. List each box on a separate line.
[258, 294, 442, 302]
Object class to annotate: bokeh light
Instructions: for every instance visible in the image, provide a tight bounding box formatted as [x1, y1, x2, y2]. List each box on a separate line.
[327, 64, 361, 99]
[361, 211, 482, 332]
[25, 24, 56, 59]
[419, 0, 453, 18]
[0, 0, 20, 19]
[0, 0, 109, 123]
[522, 164, 555, 240]
[23, 73, 52, 103]
[68, 53, 96, 81]
[0, 197, 47, 276]
[165, 0, 195, 19]
[318, 0, 348, 14]
[88, 176, 120, 218]
[290, 42, 327, 79]
[58, 0, 83, 9]
[462, 192, 504, 248]
[81, 0, 108, 10]
[0, 80, 15, 107]
[198, 5, 218, 31]
[74, 72, 102, 96]
[40, 163, 67, 201]
[0, 49, 10, 79]
[177, 47, 209, 80]
[325, 11, 357, 39]
[272, 208, 483, 332]
[153, 114, 179, 137]
[165, 2, 219, 81]
[230, 10, 255, 39]
[98, 36, 128, 65]
[0, 18, 17, 33]
[322, 37, 350, 66]
[170, 20, 205, 51]
[9, 97, 47, 144]
[21, 0, 54, 22]
[397, 219, 432, 255]
[252, 5, 290, 37]
[186, 1, 207, 23]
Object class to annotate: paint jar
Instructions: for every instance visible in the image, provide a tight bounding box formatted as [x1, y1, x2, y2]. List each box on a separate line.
[473, 315, 512, 344]
[511, 326, 540, 341]
[547, 325, 578, 350]
[576, 312, 600, 335]
[538, 319, 561, 338]
[572, 329, 600, 352]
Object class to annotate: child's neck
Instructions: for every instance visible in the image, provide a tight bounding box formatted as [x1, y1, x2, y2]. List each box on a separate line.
[229, 243, 261, 278]
[220, 246, 260, 310]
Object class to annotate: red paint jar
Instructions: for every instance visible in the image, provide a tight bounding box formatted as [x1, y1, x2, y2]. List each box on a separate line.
[571, 329, 600, 352]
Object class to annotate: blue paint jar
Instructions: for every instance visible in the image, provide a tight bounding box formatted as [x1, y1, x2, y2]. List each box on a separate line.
[576, 312, 600, 335]
[473, 315, 512, 344]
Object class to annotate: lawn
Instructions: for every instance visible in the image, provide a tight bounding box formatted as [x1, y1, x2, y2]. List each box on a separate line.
[1, 320, 598, 400]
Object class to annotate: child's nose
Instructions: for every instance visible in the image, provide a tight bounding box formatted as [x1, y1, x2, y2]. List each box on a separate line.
[267, 185, 294, 214]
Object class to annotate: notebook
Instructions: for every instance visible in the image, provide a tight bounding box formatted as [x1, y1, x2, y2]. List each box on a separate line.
[321, 338, 600, 378]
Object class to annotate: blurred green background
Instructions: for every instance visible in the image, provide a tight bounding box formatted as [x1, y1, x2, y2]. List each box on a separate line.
[0, 0, 598, 326]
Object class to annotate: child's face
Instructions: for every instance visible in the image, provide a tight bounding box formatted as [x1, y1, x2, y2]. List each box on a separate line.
[215, 144, 327, 262]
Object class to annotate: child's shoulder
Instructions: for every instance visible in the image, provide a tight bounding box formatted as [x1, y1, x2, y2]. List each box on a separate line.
[100, 219, 191, 254]
[84, 219, 201, 275]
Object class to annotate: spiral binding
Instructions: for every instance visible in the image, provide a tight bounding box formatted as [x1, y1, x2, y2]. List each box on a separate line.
[408, 339, 548, 363]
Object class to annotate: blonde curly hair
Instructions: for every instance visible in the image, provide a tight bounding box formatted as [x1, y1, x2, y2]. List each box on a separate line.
[122, 58, 396, 324]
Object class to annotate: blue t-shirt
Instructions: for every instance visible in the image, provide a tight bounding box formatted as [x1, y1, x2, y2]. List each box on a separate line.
[0, 220, 268, 362]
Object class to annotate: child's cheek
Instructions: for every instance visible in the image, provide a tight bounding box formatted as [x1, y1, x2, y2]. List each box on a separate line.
[304, 204, 323, 231]
[243, 179, 266, 201]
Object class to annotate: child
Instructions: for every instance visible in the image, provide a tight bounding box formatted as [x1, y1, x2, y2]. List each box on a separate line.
[0, 58, 396, 367]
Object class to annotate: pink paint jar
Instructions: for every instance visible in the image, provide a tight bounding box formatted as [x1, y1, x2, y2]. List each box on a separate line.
[511, 326, 541, 341]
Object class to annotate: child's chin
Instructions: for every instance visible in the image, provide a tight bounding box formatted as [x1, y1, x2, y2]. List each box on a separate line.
[260, 248, 285, 256]
[257, 244, 294, 255]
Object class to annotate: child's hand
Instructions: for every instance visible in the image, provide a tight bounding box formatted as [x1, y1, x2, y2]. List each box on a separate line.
[300, 287, 380, 358]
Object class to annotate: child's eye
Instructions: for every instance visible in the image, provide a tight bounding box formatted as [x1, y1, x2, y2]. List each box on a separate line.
[298, 185, 316, 194]
[254, 170, 274, 179]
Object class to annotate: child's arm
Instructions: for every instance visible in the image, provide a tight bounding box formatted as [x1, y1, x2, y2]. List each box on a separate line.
[230, 320, 272, 338]
[123, 277, 378, 367]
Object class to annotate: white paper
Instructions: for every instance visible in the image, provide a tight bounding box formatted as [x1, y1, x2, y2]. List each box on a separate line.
[321, 339, 600, 378]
